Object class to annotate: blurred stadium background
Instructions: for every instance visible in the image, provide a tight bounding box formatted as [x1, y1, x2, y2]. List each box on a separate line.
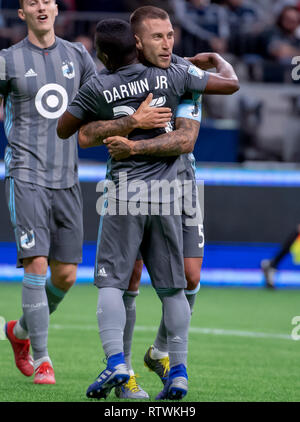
[0, 0, 300, 289]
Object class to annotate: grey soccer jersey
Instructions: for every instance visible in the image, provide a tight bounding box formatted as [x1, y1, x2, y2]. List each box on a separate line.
[172, 54, 202, 175]
[68, 62, 208, 202]
[0, 37, 96, 189]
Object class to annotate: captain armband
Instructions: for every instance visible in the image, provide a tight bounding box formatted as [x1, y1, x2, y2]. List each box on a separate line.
[175, 97, 202, 122]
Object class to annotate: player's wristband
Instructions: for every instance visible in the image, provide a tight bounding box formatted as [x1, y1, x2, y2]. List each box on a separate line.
[176, 99, 202, 122]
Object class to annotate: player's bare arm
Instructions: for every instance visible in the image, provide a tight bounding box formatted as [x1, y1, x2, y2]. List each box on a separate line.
[186, 53, 240, 95]
[56, 111, 84, 139]
[76, 93, 172, 148]
[105, 118, 200, 161]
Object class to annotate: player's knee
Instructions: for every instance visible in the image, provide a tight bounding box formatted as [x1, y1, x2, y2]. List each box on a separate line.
[23, 256, 48, 275]
[185, 270, 201, 290]
[51, 265, 77, 292]
[155, 287, 182, 298]
[128, 260, 143, 292]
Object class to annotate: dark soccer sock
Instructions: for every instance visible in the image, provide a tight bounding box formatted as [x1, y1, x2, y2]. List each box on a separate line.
[97, 287, 126, 359]
[45, 278, 66, 314]
[123, 290, 139, 372]
[157, 289, 190, 368]
[22, 273, 49, 361]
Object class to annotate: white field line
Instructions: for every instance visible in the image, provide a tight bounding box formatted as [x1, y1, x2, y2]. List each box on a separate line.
[50, 324, 293, 341]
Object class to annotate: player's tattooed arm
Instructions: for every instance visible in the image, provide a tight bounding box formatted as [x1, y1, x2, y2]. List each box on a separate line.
[105, 118, 200, 161]
[57, 110, 134, 142]
[78, 93, 172, 149]
[78, 116, 137, 148]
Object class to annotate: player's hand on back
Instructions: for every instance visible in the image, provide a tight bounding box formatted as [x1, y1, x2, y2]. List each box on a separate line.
[104, 136, 134, 160]
[132, 93, 172, 130]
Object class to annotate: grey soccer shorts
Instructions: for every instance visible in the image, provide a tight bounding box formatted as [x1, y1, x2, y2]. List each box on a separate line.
[94, 199, 186, 290]
[5, 177, 83, 267]
[134, 170, 204, 262]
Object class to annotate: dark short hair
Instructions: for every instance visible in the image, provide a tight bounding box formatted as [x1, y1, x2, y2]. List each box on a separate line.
[95, 19, 136, 69]
[130, 6, 169, 34]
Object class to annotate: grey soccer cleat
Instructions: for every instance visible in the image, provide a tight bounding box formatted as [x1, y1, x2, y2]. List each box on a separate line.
[155, 376, 188, 400]
[115, 374, 149, 399]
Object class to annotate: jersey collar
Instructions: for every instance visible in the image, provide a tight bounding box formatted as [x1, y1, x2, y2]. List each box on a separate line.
[24, 36, 58, 52]
[117, 63, 146, 75]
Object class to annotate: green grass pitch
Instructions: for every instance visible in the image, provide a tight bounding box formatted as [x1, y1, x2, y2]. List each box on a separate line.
[0, 283, 300, 402]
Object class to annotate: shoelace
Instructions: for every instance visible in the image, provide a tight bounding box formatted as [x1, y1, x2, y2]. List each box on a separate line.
[126, 375, 140, 393]
[19, 342, 30, 358]
[36, 363, 51, 375]
[159, 357, 170, 377]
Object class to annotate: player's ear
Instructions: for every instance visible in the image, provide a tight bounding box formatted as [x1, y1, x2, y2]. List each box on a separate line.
[55, 3, 58, 17]
[134, 34, 142, 51]
[18, 8, 25, 22]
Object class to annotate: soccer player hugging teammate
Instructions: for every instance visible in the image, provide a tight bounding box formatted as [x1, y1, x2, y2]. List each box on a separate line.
[102, 7, 239, 398]
[57, 9, 238, 400]
[1, 0, 96, 384]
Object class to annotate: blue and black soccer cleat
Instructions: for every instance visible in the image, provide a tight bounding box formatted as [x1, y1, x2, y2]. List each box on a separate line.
[86, 353, 129, 399]
[155, 364, 188, 400]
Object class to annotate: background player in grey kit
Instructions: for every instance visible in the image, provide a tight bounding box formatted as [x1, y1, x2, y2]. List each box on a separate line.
[58, 18, 214, 400]
[0, 0, 96, 384]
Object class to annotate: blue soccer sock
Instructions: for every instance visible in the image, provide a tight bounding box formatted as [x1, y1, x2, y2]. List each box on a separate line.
[107, 352, 126, 368]
[169, 363, 188, 380]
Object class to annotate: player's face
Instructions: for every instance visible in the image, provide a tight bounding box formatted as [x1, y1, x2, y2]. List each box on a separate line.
[135, 18, 174, 69]
[18, 0, 58, 35]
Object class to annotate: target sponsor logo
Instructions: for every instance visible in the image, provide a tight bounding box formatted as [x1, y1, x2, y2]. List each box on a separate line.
[35, 83, 68, 119]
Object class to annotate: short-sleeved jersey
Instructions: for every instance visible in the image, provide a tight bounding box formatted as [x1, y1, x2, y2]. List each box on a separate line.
[0, 37, 96, 189]
[68, 62, 208, 202]
[172, 54, 202, 178]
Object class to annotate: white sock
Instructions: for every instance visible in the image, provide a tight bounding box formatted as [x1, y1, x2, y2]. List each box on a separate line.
[34, 356, 52, 371]
[129, 369, 135, 377]
[13, 320, 29, 340]
[151, 345, 168, 359]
